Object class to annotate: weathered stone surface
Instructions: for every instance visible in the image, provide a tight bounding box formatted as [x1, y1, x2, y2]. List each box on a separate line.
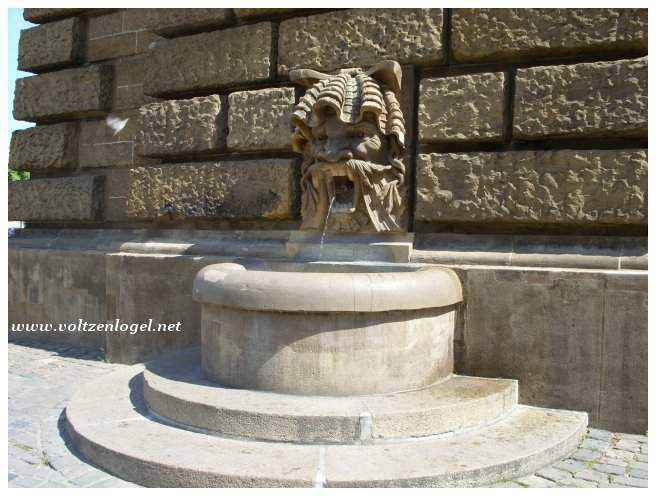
[85, 11, 162, 62]
[416, 150, 647, 225]
[139, 95, 226, 157]
[78, 111, 157, 168]
[18, 17, 82, 72]
[104, 253, 205, 364]
[227, 88, 295, 151]
[514, 57, 647, 139]
[110, 54, 158, 111]
[144, 23, 272, 97]
[127, 8, 234, 37]
[457, 266, 647, 433]
[9, 249, 106, 349]
[8, 176, 104, 221]
[9, 123, 78, 170]
[598, 274, 648, 433]
[419, 72, 505, 142]
[278, 9, 443, 73]
[452, 9, 648, 62]
[144, 350, 514, 442]
[127, 159, 296, 220]
[23, 8, 86, 23]
[13, 65, 112, 122]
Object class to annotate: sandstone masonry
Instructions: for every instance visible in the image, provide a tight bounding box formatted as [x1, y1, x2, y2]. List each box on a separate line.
[9, 123, 78, 170]
[18, 17, 82, 73]
[419, 72, 505, 143]
[278, 9, 443, 73]
[8, 176, 104, 221]
[452, 8, 647, 62]
[514, 58, 647, 139]
[227, 88, 296, 151]
[415, 150, 647, 225]
[139, 95, 227, 157]
[144, 23, 272, 96]
[127, 160, 297, 220]
[13, 65, 112, 122]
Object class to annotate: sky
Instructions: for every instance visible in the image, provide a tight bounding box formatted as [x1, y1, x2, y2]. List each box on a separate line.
[8, 8, 35, 140]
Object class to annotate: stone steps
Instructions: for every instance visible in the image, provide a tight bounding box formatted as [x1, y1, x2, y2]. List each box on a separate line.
[142, 349, 518, 443]
[65, 362, 588, 487]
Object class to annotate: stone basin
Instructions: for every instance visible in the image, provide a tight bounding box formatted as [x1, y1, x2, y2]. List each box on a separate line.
[193, 262, 463, 396]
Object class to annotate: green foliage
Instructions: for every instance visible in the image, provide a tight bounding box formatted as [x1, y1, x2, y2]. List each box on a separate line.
[8, 169, 30, 181]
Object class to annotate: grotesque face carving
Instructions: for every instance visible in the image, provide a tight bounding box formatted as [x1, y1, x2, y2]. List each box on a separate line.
[290, 61, 407, 233]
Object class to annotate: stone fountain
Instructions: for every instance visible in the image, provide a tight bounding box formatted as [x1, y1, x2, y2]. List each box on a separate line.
[64, 60, 587, 487]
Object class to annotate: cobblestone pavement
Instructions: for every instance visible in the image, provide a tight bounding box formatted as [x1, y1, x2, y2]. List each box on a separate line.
[8, 341, 649, 488]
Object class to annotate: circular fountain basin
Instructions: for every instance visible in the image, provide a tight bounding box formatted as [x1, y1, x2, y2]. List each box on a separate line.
[193, 262, 463, 396]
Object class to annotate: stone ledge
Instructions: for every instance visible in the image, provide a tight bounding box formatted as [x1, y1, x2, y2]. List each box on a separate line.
[413, 233, 647, 270]
[9, 229, 646, 272]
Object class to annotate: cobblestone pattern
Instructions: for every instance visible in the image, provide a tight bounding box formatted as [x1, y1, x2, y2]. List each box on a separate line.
[8, 341, 648, 488]
[8, 341, 136, 487]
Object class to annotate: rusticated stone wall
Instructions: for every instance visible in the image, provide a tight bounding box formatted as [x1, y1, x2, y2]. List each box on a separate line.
[9, 7, 647, 235]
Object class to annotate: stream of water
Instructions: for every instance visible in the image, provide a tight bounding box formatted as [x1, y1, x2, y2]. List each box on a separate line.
[318, 196, 335, 261]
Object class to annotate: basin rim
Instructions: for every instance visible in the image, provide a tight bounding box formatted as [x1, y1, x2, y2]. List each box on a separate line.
[193, 263, 463, 312]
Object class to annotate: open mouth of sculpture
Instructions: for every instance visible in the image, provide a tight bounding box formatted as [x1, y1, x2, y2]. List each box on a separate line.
[332, 174, 356, 213]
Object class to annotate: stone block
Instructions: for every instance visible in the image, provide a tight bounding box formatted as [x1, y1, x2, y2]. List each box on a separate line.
[85, 11, 163, 62]
[126, 159, 297, 220]
[8, 176, 104, 221]
[227, 88, 295, 151]
[125, 8, 234, 37]
[415, 149, 647, 225]
[144, 23, 272, 97]
[598, 274, 648, 433]
[78, 111, 157, 168]
[13, 65, 112, 122]
[278, 9, 443, 73]
[23, 8, 86, 23]
[138, 95, 227, 157]
[514, 57, 647, 139]
[456, 266, 647, 434]
[419, 72, 505, 143]
[452, 9, 647, 62]
[9, 248, 106, 349]
[105, 253, 208, 364]
[18, 17, 82, 72]
[9, 123, 78, 170]
[110, 54, 158, 111]
[463, 269, 594, 410]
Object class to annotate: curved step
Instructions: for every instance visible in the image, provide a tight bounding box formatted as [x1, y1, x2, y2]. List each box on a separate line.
[142, 349, 517, 443]
[65, 364, 588, 487]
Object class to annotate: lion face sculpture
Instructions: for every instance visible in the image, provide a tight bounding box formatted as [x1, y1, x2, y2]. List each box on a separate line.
[290, 61, 407, 233]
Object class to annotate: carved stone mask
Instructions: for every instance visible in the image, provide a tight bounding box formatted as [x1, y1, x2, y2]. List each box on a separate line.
[290, 60, 407, 233]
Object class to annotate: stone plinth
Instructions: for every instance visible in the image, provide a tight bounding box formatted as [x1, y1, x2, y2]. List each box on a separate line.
[193, 263, 462, 396]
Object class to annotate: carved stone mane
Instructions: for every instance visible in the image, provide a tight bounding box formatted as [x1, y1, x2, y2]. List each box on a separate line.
[290, 61, 407, 233]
